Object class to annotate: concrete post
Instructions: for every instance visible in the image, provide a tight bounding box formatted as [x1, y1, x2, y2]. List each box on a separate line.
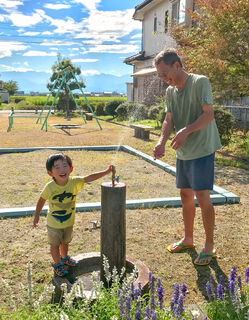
[100, 182, 126, 285]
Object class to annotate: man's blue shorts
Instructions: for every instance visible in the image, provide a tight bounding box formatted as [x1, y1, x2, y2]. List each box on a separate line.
[176, 153, 215, 191]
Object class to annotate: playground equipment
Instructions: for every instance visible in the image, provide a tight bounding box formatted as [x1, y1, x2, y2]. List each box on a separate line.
[7, 109, 46, 132]
[7, 67, 102, 132]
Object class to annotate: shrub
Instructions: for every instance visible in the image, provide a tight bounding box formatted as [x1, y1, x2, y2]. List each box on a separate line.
[95, 102, 105, 116]
[15, 99, 32, 110]
[14, 98, 24, 104]
[104, 99, 123, 117]
[214, 105, 235, 147]
[116, 102, 129, 120]
[129, 103, 148, 121]
[147, 96, 166, 125]
[148, 105, 161, 120]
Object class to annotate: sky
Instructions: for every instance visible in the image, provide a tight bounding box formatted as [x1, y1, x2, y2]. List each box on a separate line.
[0, 0, 143, 79]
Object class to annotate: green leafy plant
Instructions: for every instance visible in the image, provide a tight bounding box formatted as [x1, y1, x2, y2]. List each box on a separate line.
[214, 105, 235, 146]
[104, 99, 123, 117]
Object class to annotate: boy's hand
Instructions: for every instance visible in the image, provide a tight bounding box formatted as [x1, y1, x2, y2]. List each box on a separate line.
[108, 165, 114, 173]
[33, 217, 39, 228]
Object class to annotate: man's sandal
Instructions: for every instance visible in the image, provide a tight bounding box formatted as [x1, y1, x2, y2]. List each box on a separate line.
[167, 242, 195, 253]
[194, 249, 216, 266]
[60, 255, 77, 266]
[53, 263, 68, 277]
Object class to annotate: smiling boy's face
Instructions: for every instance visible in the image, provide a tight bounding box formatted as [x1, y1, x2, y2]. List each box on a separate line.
[48, 159, 72, 185]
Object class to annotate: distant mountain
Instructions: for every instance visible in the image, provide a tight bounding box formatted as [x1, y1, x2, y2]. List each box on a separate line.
[0, 71, 133, 94]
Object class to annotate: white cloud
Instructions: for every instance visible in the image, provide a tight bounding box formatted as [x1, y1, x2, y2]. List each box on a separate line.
[7, 11, 43, 27]
[23, 32, 40, 36]
[44, 4, 71, 10]
[73, 0, 101, 11]
[42, 31, 53, 35]
[40, 41, 80, 46]
[0, 0, 23, 10]
[45, 16, 84, 34]
[71, 58, 98, 63]
[81, 69, 100, 76]
[131, 33, 142, 39]
[0, 64, 33, 72]
[84, 9, 141, 39]
[73, 8, 141, 48]
[23, 50, 57, 56]
[36, 69, 52, 74]
[0, 41, 27, 58]
[88, 44, 139, 54]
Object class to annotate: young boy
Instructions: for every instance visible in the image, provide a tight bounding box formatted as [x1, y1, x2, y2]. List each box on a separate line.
[33, 153, 113, 277]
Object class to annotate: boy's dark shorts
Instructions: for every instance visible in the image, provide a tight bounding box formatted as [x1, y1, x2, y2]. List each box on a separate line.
[176, 153, 215, 191]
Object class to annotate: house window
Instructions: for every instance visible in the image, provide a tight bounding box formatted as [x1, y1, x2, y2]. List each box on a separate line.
[165, 10, 169, 32]
[172, 0, 185, 24]
[153, 16, 157, 33]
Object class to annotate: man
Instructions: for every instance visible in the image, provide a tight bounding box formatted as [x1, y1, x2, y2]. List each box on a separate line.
[153, 48, 221, 265]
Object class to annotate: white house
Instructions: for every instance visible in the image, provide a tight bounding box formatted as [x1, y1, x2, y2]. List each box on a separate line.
[124, 0, 193, 104]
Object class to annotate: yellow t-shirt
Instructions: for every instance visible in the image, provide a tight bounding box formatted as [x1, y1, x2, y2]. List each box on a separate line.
[41, 176, 85, 229]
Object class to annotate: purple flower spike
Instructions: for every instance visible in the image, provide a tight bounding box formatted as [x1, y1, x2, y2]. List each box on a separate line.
[245, 267, 249, 283]
[172, 283, 180, 303]
[125, 295, 132, 318]
[219, 274, 224, 285]
[175, 295, 185, 318]
[181, 283, 187, 297]
[217, 283, 224, 301]
[118, 294, 125, 317]
[230, 267, 237, 281]
[156, 279, 164, 309]
[149, 272, 156, 294]
[206, 281, 214, 300]
[228, 279, 235, 296]
[151, 310, 157, 320]
[150, 293, 155, 311]
[130, 282, 135, 296]
[145, 305, 151, 318]
[135, 310, 141, 320]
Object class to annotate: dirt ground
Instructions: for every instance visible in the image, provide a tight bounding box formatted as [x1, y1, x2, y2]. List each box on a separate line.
[0, 114, 248, 310]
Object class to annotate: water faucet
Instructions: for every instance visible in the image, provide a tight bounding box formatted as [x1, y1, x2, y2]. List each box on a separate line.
[112, 165, 119, 187]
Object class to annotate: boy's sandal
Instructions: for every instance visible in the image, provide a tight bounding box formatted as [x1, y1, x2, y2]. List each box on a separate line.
[60, 255, 77, 266]
[53, 263, 68, 277]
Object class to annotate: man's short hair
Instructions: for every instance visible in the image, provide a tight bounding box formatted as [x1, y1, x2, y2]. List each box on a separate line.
[154, 47, 182, 67]
[46, 153, 72, 171]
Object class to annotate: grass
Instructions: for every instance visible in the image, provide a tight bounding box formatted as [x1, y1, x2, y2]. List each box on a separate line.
[222, 132, 249, 159]
[0, 114, 249, 318]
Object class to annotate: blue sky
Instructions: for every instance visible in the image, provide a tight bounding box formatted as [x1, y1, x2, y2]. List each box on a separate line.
[0, 0, 142, 78]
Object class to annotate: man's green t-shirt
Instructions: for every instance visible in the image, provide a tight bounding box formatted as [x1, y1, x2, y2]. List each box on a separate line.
[41, 176, 85, 229]
[166, 73, 221, 160]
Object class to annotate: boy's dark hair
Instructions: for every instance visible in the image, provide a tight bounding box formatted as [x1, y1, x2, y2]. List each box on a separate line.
[154, 47, 183, 67]
[46, 153, 72, 171]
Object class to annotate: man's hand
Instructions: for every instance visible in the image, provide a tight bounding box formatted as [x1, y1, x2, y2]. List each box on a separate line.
[153, 142, 165, 160]
[170, 128, 189, 150]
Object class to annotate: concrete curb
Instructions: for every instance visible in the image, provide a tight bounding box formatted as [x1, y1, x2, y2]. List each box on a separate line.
[0, 145, 240, 218]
